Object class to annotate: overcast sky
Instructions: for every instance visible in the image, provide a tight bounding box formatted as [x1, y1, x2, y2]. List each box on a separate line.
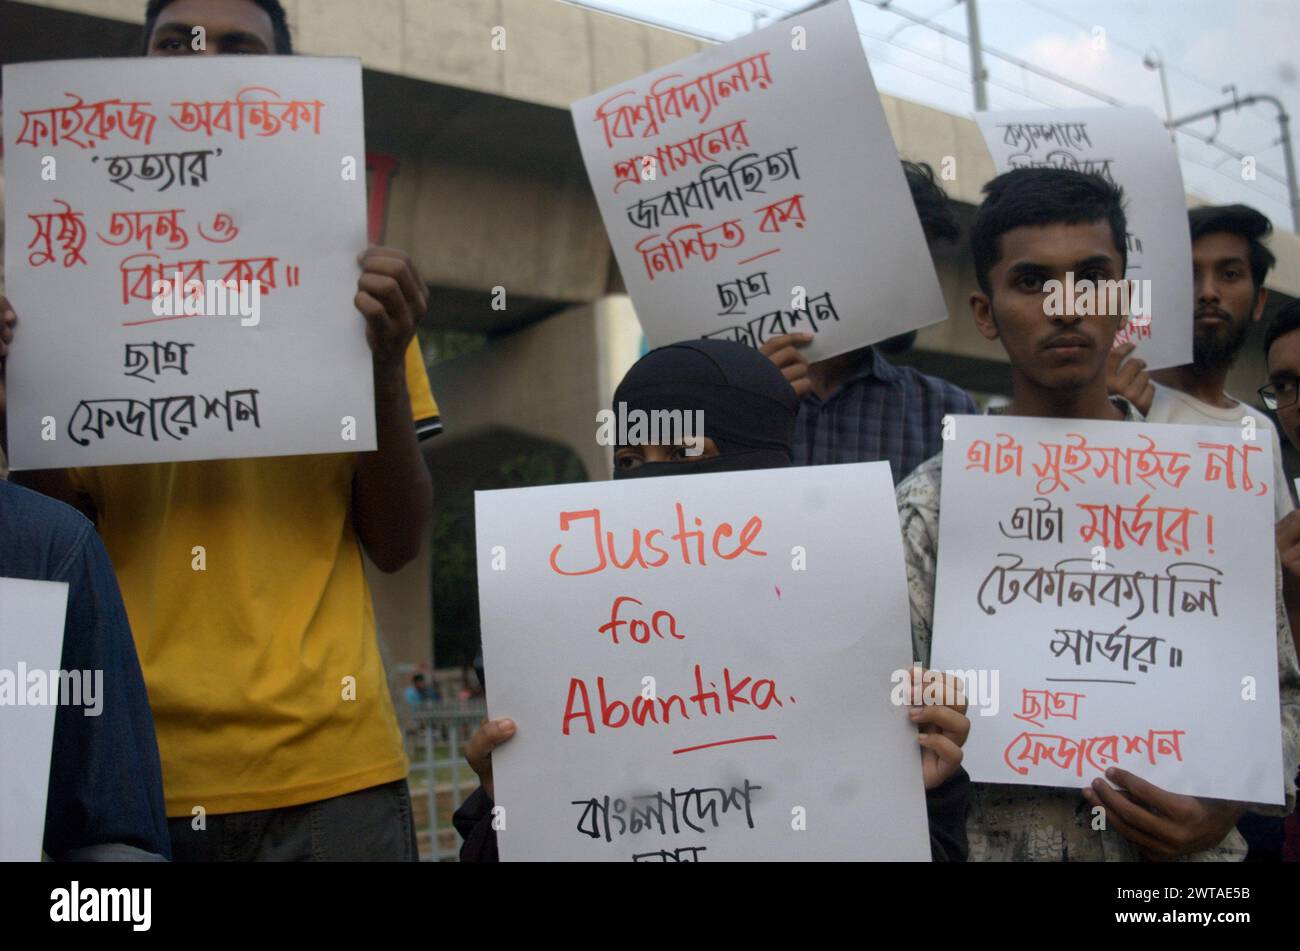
[575, 0, 1300, 232]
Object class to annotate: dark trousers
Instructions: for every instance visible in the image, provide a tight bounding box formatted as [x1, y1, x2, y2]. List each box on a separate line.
[167, 779, 418, 861]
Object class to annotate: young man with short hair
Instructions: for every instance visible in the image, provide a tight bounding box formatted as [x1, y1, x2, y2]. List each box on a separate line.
[1263, 298, 1300, 861]
[898, 167, 1300, 860]
[1263, 298, 1300, 460]
[1109, 204, 1292, 520]
[1264, 299, 1300, 663]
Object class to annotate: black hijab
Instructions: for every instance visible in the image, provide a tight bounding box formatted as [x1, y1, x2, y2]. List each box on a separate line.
[611, 339, 799, 479]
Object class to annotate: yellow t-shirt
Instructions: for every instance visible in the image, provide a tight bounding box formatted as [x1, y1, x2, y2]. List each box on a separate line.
[69, 339, 440, 816]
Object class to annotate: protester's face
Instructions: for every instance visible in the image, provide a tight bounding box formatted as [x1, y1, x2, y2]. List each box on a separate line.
[147, 0, 276, 56]
[1191, 231, 1266, 372]
[1267, 328, 1300, 452]
[971, 220, 1124, 393]
[614, 438, 721, 473]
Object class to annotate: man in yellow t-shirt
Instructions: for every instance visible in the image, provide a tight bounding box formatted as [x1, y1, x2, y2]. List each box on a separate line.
[4, 0, 440, 860]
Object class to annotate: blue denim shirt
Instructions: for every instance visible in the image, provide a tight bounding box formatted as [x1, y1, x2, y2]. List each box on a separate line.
[0, 479, 170, 860]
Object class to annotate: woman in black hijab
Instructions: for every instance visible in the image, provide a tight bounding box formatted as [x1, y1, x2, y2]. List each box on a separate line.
[609, 338, 799, 477]
[453, 340, 970, 861]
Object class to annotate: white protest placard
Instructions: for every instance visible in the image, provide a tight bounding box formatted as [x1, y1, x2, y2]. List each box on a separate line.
[475, 462, 931, 861]
[2, 56, 374, 469]
[930, 415, 1283, 803]
[974, 107, 1194, 371]
[0, 578, 69, 861]
[571, 0, 945, 362]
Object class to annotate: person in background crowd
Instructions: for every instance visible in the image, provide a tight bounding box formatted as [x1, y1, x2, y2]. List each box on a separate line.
[404, 673, 439, 708]
[1111, 204, 1296, 860]
[1266, 298, 1300, 660]
[898, 167, 1300, 861]
[454, 338, 973, 862]
[1108, 204, 1293, 520]
[1262, 298, 1300, 861]
[761, 160, 978, 484]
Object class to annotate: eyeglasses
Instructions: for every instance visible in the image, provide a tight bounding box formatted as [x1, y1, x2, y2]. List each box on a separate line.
[1259, 380, 1300, 410]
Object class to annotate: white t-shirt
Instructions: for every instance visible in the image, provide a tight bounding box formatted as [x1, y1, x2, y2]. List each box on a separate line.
[1146, 381, 1295, 521]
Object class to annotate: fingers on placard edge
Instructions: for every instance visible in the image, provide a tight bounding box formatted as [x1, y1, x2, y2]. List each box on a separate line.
[919, 731, 963, 766]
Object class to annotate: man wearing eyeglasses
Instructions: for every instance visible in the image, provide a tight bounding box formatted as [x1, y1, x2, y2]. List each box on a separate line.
[1264, 299, 1300, 449]
[1266, 299, 1300, 659]
[1266, 299, 1300, 861]
[1109, 204, 1293, 521]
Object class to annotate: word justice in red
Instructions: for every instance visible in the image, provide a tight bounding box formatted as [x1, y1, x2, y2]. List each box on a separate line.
[562, 664, 790, 735]
[548, 503, 766, 576]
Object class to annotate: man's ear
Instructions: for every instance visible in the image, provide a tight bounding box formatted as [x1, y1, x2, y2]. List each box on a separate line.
[1252, 286, 1270, 323]
[971, 291, 999, 341]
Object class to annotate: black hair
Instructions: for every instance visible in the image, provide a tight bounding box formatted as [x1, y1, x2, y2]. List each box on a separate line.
[1265, 297, 1300, 359]
[902, 160, 960, 245]
[970, 167, 1128, 296]
[1188, 204, 1276, 291]
[142, 0, 293, 54]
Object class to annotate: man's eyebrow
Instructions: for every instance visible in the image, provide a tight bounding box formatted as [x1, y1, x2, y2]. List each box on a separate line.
[217, 30, 270, 47]
[1004, 260, 1051, 274]
[1213, 255, 1250, 269]
[151, 22, 269, 47]
[151, 22, 192, 37]
[1071, 254, 1119, 271]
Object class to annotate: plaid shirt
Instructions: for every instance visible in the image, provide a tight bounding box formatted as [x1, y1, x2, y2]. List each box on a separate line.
[793, 347, 978, 483]
[896, 399, 1300, 861]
